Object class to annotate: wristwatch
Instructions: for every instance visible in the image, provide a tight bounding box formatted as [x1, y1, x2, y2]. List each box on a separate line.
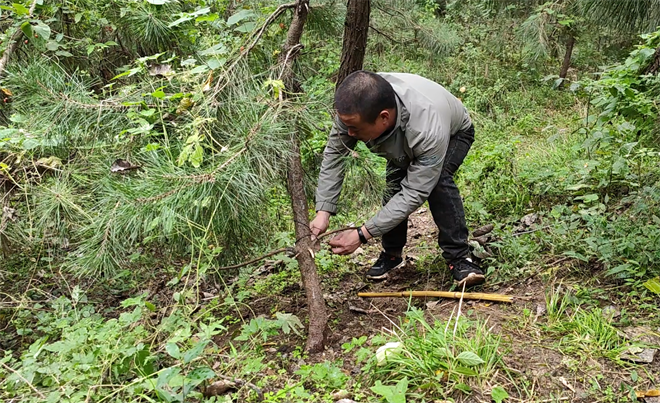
[356, 227, 368, 244]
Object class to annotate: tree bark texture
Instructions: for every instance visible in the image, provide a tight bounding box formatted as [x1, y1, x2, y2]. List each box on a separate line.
[643, 45, 660, 75]
[279, 0, 309, 92]
[336, 0, 371, 88]
[280, 0, 327, 353]
[559, 35, 576, 82]
[286, 137, 327, 353]
[0, 0, 38, 80]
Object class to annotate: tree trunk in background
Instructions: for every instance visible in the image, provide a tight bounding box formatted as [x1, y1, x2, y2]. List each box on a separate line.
[279, 0, 327, 353]
[559, 35, 576, 86]
[336, 0, 371, 88]
[643, 45, 660, 75]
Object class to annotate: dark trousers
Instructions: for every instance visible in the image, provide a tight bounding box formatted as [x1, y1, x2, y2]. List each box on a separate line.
[382, 125, 475, 262]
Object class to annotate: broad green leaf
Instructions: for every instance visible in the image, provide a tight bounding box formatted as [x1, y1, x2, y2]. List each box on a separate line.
[186, 366, 215, 382]
[370, 379, 407, 403]
[196, 13, 218, 22]
[46, 41, 59, 51]
[606, 263, 631, 277]
[199, 43, 227, 56]
[146, 0, 170, 4]
[566, 183, 592, 191]
[134, 348, 155, 376]
[74, 12, 82, 23]
[176, 144, 192, 167]
[643, 277, 660, 294]
[113, 67, 143, 80]
[22, 138, 39, 150]
[456, 351, 485, 366]
[144, 143, 161, 152]
[13, 3, 29, 15]
[182, 366, 215, 395]
[183, 339, 209, 364]
[33, 23, 51, 40]
[207, 58, 226, 70]
[234, 21, 256, 33]
[168, 15, 192, 27]
[190, 7, 211, 16]
[189, 65, 208, 74]
[454, 365, 478, 376]
[145, 301, 156, 312]
[275, 312, 303, 336]
[227, 9, 256, 26]
[20, 21, 33, 38]
[165, 342, 181, 359]
[492, 385, 509, 403]
[190, 144, 203, 168]
[574, 193, 598, 203]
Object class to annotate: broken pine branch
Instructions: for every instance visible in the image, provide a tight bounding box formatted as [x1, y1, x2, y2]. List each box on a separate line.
[215, 226, 358, 270]
[358, 290, 514, 303]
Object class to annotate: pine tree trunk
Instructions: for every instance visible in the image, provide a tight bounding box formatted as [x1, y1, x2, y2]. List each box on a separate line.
[286, 137, 327, 353]
[336, 0, 371, 87]
[279, 0, 327, 353]
[280, 0, 309, 92]
[559, 35, 576, 85]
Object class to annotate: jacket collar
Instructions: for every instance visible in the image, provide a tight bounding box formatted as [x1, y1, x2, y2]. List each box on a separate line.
[368, 93, 409, 147]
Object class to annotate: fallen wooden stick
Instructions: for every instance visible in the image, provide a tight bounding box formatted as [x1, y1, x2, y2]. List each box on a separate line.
[358, 291, 513, 303]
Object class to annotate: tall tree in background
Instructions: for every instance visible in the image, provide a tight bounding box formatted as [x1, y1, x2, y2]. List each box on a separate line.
[336, 0, 371, 87]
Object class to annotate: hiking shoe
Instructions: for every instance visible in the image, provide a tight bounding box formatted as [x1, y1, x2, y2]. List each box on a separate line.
[366, 252, 404, 280]
[448, 257, 485, 287]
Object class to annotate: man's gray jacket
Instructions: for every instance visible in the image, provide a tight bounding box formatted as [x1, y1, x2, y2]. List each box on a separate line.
[315, 72, 472, 238]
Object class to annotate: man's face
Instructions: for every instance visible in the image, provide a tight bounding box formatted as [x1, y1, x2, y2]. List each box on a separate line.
[338, 110, 393, 142]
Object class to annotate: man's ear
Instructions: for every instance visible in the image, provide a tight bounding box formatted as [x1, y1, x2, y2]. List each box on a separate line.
[378, 110, 390, 124]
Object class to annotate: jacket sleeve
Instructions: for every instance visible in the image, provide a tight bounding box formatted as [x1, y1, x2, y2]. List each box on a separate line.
[315, 117, 357, 214]
[364, 130, 449, 237]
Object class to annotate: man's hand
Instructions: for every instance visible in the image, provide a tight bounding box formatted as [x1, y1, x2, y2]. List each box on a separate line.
[328, 226, 371, 255]
[310, 211, 331, 240]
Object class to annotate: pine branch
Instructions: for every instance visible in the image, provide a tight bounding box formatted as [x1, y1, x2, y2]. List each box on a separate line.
[0, 0, 38, 80]
[211, 2, 297, 97]
[215, 226, 358, 270]
[369, 25, 400, 44]
[137, 110, 271, 203]
[36, 81, 125, 109]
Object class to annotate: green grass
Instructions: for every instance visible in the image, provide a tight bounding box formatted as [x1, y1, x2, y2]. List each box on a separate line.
[367, 307, 504, 400]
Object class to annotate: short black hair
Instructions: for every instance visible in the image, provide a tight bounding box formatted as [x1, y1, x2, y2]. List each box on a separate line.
[335, 70, 396, 123]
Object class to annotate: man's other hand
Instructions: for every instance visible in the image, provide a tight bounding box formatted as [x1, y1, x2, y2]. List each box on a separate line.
[310, 211, 331, 240]
[328, 229, 361, 255]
